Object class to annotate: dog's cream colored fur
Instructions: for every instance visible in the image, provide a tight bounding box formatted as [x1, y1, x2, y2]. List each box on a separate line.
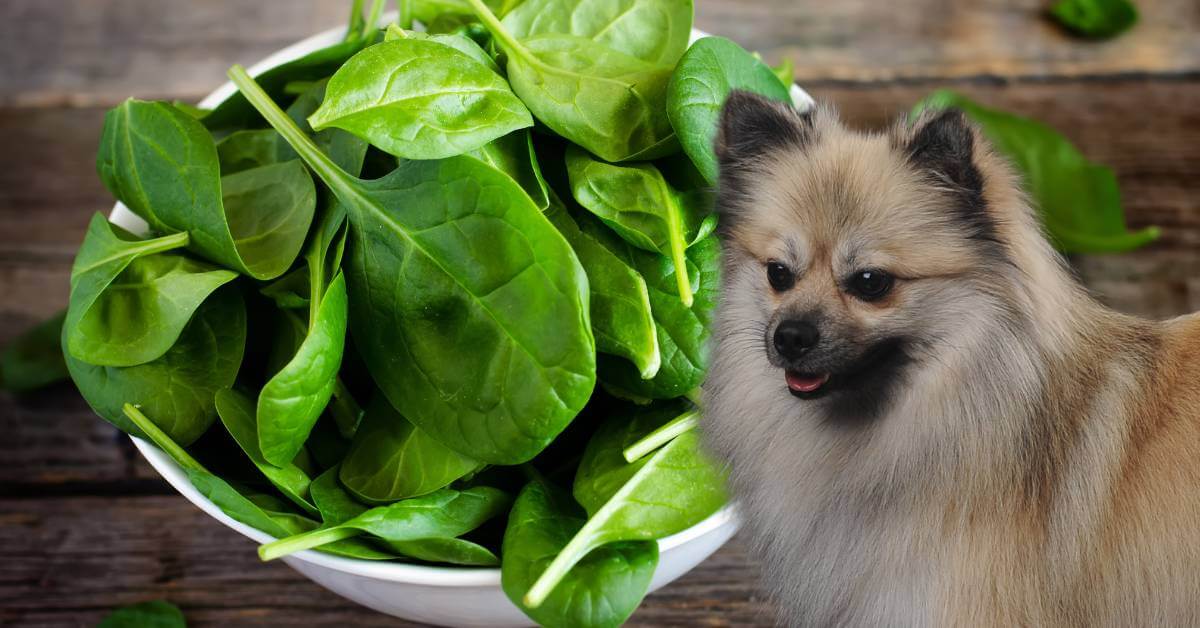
[702, 99, 1200, 626]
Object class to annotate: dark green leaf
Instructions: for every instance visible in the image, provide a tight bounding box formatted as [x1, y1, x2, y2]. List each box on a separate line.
[1, 310, 69, 393]
[98, 600, 186, 628]
[1050, 0, 1138, 39]
[465, 130, 550, 211]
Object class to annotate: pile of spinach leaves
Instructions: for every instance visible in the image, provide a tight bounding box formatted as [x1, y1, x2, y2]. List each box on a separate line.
[49, 0, 785, 624]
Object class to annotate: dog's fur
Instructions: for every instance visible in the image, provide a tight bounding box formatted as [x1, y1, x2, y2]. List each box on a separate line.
[702, 91, 1200, 626]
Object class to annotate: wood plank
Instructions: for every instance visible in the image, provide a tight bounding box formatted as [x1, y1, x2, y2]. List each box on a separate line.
[2, 0, 1199, 107]
[0, 495, 775, 626]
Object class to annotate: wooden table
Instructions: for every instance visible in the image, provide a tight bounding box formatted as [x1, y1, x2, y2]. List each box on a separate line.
[2, 0, 1197, 625]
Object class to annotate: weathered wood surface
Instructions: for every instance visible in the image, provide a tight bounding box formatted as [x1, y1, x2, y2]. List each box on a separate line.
[3, 0, 1199, 106]
[2, 0, 1199, 625]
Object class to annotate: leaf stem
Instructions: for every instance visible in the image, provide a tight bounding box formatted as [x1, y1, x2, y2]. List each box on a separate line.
[463, 0, 528, 60]
[345, 0, 365, 40]
[622, 409, 699, 463]
[363, 0, 386, 36]
[122, 403, 207, 473]
[524, 522, 596, 608]
[258, 525, 359, 561]
[136, 230, 191, 257]
[666, 196, 694, 308]
[330, 379, 364, 439]
[398, 0, 414, 29]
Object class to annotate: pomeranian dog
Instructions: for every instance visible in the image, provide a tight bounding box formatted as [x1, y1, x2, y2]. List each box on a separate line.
[701, 91, 1200, 626]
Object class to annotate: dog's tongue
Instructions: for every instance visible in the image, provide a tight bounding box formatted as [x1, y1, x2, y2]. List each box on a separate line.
[786, 371, 830, 393]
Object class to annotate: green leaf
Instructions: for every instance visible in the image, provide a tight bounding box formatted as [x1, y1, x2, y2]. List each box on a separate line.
[1050, 0, 1138, 39]
[340, 395, 482, 503]
[386, 26, 503, 73]
[64, 287, 246, 446]
[502, 478, 657, 627]
[97, 100, 317, 280]
[214, 388, 319, 516]
[308, 38, 532, 160]
[546, 199, 659, 379]
[215, 129, 297, 174]
[666, 36, 792, 184]
[98, 600, 186, 628]
[1, 310, 69, 393]
[257, 272, 348, 466]
[501, 0, 693, 66]
[258, 486, 511, 561]
[525, 407, 725, 606]
[565, 146, 715, 306]
[915, 90, 1158, 254]
[467, 0, 676, 162]
[310, 464, 370, 524]
[230, 65, 597, 465]
[465, 130, 550, 211]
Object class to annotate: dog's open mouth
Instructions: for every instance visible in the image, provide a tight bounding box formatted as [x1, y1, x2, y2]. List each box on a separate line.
[785, 371, 831, 398]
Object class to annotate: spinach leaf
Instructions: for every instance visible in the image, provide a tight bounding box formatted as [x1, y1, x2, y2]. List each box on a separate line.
[565, 146, 716, 307]
[412, 0, 520, 24]
[466, 0, 676, 163]
[258, 486, 511, 561]
[385, 25, 502, 73]
[525, 406, 725, 606]
[216, 129, 296, 174]
[308, 37, 532, 159]
[313, 464, 498, 565]
[466, 130, 550, 211]
[214, 388, 319, 516]
[98, 600, 185, 628]
[1050, 0, 1138, 39]
[231, 65, 596, 465]
[340, 395, 482, 503]
[666, 36, 791, 185]
[1, 310, 69, 393]
[915, 90, 1158, 253]
[546, 199, 659, 379]
[501, 0, 693, 66]
[97, 100, 317, 280]
[65, 287, 246, 446]
[502, 477, 657, 627]
[585, 225, 720, 401]
[257, 272, 348, 466]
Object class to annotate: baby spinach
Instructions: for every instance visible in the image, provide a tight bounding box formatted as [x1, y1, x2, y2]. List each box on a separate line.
[0, 310, 69, 393]
[340, 396, 482, 503]
[215, 130, 298, 174]
[308, 37, 532, 159]
[466, 130, 550, 211]
[915, 90, 1158, 254]
[258, 486, 511, 561]
[98, 600, 186, 628]
[502, 477, 657, 627]
[565, 146, 716, 307]
[546, 199, 659, 379]
[385, 25, 502, 73]
[214, 388, 319, 516]
[501, 0, 693, 66]
[97, 100, 318, 281]
[65, 287, 246, 446]
[465, 0, 677, 162]
[666, 36, 792, 184]
[525, 404, 725, 606]
[1050, 0, 1138, 39]
[231, 65, 596, 465]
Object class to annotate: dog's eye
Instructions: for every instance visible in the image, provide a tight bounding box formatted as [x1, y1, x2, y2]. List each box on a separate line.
[766, 261, 795, 292]
[847, 270, 894, 301]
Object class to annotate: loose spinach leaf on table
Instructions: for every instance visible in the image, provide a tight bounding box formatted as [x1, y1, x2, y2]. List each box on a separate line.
[565, 146, 716, 307]
[64, 287, 246, 446]
[666, 35, 792, 185]
[340, 395, 482, 503]
[914, 90, 1157, 254]
[546, 199, 659, 380]
[502, 477, 657, 627]
[1050, 0, 1138, 39]
[98, 600, 186, 628]
[97, 100, 318, 280]
[308, 37, 532, 159]
[231, 65, 597, 465]
[524, 404, 725, 606]
[465, 0, 677, 163]
[1, 310, 69, 393]
[258, 485, 511, 560]
[501, 0, 693, 67]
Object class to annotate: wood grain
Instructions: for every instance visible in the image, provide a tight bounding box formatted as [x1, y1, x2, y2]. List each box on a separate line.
[3, 0, 1200, 106]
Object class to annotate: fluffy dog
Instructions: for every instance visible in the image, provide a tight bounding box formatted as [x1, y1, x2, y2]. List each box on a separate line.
[701, 90, 1200, 626]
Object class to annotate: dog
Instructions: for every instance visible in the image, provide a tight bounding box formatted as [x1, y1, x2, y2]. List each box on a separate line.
[701, 90, 1200, 626]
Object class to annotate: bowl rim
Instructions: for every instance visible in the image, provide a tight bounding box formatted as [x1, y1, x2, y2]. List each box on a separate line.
[117, 14, 794, 588]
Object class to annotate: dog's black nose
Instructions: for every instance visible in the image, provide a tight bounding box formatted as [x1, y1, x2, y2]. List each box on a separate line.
[774, 320, 819, 359]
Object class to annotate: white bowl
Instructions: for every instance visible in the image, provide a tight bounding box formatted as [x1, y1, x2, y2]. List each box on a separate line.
[117, 16, 809, 628]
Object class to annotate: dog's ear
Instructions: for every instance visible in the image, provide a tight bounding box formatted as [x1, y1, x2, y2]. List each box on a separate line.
[903, 108, 992, 241]
[715, 90, 813, 168]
